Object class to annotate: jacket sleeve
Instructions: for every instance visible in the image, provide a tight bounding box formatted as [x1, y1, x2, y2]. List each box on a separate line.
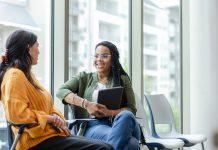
[56, 72, 86, 104]
[121, 75, 137, 115]
[3, 71, 49, 138]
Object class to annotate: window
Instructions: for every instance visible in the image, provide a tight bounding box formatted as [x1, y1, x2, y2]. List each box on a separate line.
[0, 0, 51, 149]
[96, 0, 118, 15]
[68, 0, 130, 76]
[143, 0, 181, 131]
[99, 21, 120, 42]
[145, 55, 157, 70]
[144, 33, 158, 50]
[144, 8, 156, 26]
[144, 75, 157, 94]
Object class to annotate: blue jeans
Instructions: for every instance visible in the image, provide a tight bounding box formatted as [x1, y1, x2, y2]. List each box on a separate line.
[84, 110, 140, 150]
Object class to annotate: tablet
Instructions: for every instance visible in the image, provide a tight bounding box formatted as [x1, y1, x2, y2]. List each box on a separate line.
[97, 87, 124, 110]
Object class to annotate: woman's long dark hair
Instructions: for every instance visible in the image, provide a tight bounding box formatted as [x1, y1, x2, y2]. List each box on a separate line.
[95, 41, 131, 87]
[0, 30, 40, 96]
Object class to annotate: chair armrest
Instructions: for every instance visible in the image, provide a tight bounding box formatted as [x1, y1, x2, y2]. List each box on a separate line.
[7, 122, 34, 150]
[66, 119, 96, 130]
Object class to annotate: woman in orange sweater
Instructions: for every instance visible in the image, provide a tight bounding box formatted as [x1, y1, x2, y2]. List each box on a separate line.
[0, 30, 113, 150]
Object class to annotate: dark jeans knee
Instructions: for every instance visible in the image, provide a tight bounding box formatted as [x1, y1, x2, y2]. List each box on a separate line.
[128, 137, 140, 150]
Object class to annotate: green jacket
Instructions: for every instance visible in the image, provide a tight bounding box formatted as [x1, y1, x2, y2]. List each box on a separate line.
[56, 72, 136, 118]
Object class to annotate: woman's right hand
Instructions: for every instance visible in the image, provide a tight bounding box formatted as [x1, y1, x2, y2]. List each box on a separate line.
[51, 114, 65, 128]
[47, 114, 71, 136]
[85, 101, 107, 118]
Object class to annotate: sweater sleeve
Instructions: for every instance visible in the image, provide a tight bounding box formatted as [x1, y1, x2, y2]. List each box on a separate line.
[2, 70, 49, 138]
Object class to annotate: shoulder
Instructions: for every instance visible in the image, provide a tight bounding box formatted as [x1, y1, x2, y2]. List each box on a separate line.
[78, 71, 95, 77]
[121, 74, 131, 83]
[77, 71, 96, 80]
[2, 68, 28, 88]
[5, 68, 26, 80]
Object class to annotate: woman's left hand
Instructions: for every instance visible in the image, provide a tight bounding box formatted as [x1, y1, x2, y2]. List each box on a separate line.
[102, 107, 125, 117]
[101, 107, 113, 117]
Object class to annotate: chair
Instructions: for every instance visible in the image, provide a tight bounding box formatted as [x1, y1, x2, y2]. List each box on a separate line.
[145, 94, 207, 150]
[7, 122, 32, 150]
[67, 104, 97, 136]
[7, 115, 89, 150]
[135, 94, 184, 150]
[67, 118, 96, 136]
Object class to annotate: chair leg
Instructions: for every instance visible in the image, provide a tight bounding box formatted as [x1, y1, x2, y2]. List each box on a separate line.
[201, 142, 205, 150]
[10, 133, 22, 150]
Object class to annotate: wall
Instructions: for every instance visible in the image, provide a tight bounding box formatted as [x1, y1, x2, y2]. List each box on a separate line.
[186, 0, 218, 149]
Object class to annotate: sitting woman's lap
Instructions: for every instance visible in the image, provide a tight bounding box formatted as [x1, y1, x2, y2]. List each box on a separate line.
[84, 123, 111, 141]
[84, 110, 140, 150]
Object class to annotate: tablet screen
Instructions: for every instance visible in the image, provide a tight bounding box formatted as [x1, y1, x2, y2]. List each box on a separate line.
[97, 87, 123, 110]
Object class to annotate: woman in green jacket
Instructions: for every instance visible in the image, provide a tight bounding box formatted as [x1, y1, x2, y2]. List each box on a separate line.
[57, 41, 140, 150]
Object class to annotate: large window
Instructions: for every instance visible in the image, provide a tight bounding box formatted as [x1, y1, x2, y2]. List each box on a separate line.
[143, 0, 181, 131]
[68, 0, 130, 76]
[0, 0, 51, 149]
[96, 0, 118, 15]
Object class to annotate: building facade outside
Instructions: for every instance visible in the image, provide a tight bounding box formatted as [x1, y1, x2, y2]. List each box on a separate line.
[143, 0, 181, 131]
[0, 0, 51, 149]
[68, 0, 129, 76]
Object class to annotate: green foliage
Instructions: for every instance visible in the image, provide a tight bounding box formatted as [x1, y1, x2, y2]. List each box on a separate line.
[144, 75, 156, 94]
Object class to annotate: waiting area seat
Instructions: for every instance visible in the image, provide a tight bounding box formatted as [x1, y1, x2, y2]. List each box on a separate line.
[145, 94, 207, 150]
[135, 94, 184, 150]
[7, 123, 33, 150]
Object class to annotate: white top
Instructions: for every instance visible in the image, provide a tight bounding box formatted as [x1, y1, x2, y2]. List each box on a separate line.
[92, 82, 107, 103]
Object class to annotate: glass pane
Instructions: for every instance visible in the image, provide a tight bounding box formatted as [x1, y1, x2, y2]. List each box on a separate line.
[0, 0, 51, 149]
[143, 0, 181, 131]
[69, 0, 130, 77]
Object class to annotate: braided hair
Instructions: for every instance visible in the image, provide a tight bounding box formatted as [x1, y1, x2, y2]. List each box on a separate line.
[0, 30, 41, 96]
[95, 41, 131, 87]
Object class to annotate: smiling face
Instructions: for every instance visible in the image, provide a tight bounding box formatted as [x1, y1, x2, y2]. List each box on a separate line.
[94, 45, 112, 75]
[28, 41, 39, 65]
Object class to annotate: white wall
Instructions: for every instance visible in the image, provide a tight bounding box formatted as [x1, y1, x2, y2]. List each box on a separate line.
[186, 0, 218, 149]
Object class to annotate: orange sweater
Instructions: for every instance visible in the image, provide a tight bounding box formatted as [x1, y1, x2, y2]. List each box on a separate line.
[1, 68, 66, 150]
